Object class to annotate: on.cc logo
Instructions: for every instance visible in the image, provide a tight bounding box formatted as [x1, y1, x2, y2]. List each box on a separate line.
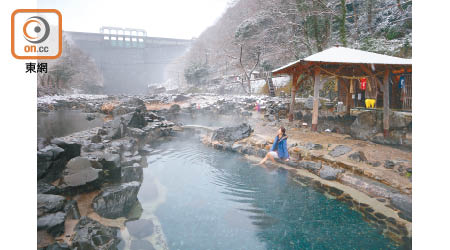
[23, 16, 50, 44]
[11, 9, 62, 60]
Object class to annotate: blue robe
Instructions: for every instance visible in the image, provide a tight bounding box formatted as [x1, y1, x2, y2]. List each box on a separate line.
[270, 135, 289, 159]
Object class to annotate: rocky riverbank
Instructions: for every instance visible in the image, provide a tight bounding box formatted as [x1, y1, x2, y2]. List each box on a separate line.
[37, 99, 176, 249]
[38, 93, 412, 148]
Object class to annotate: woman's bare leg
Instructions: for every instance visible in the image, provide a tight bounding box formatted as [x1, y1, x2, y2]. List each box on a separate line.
[259, 152, 276, 165]
[258, 154, 269, 165]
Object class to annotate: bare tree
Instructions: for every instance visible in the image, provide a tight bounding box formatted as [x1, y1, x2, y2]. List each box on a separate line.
[238, 45, 260, 95]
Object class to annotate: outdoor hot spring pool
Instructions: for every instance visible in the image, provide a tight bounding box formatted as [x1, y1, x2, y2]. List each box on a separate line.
[128, 136, 400, 250]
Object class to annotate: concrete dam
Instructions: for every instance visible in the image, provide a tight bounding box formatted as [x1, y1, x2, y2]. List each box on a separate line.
[64, 29, 191, 94]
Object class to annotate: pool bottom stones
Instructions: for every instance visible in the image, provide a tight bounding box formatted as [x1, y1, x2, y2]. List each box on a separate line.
[290, 172, 411, 246]
[203, 136, 412, 248]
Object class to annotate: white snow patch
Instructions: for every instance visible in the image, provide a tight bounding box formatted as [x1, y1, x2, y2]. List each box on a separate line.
[38, 94, 108, 104]
[304, 46, 412, 65]
[250, 76, 291, 93]
[273, 46, 411, 74]
[272, 76, 290, 87]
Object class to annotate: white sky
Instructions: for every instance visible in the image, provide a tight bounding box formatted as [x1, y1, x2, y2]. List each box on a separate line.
[38, 0, 232, 39]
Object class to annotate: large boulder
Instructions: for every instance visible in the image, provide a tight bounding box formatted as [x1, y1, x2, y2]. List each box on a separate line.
[37, 182, 59, 195]
[384, 160, 396, 169]
[37, 194, 66, 217]
[319, 165, 344, 180]
[103, 116, 127, 140]
[173, 94, 190, 102]
[127, 200, 143, 221]
[83, 143, 105, 152]
[389, 111, 412, 129]
[305, 142, 323, 150]
[169, 104, 181, 113]
[37, 137, 47, 151]
[64, 200, 81, 220]
[211, 123, 253, 142]
[92, 181, 141, 219]
[328, 145, 352, 157]
[231, 143, 243, 152]
[37, 151, 54, 180]
[59, 157, 103, 195]
[121, 163, 144, 182]
[122, 97, 145, 109]
[99, 153, 121, 182]
[103, 111, 149, 140]
[348, 151, 368, 162]
[293, 111, 303, 120]
[37, 145, 67, 181]
[127, 127, 146, 138]
[121, 154, 147, 168]
[39, 242, 70, 250]
[391, 194, 412, 222]
[39, 145, 65, 160]
[111, 137, 137, 153]
[338, 173, 399, 198]
[71, 216, 120, 249]
[371, 130, 411, 146]
[50, 138, 81, 159]
[350, 111, 381, 140]
[298, 161, 322, 174]
[37, 212, 66, 237]
[145, 112, 162, 122]
[125, 110, 148, 129]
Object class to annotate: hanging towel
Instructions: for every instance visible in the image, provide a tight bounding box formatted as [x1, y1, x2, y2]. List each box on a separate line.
[334, 77, 338, 91]
[349, 79, 354, 94]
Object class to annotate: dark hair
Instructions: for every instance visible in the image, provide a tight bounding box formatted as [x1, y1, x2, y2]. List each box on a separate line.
[280, 126, 286, 136]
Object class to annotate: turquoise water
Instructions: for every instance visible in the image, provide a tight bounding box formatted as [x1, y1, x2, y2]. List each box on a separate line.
[138, 137, 399, 250]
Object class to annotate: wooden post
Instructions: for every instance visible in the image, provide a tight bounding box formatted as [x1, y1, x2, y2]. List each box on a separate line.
[337, 77, 340, 99]
[383, 68, 390, 137]
[312, 67, 320, 131]
[289, 73, 299, 122]
[342, 78, 351, 115]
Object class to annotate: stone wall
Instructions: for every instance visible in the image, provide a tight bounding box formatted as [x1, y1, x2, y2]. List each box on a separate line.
[350, 110, 412, 147]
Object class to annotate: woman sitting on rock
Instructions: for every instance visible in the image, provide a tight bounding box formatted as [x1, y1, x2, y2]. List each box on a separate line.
[258, 126, 289, 165]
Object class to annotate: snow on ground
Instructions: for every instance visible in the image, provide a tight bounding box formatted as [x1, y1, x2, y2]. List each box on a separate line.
[250, 79, 267, 93]
[272, 76, 290, 87]
[250, 76, 291, 93]
[37, 94, 108, 104]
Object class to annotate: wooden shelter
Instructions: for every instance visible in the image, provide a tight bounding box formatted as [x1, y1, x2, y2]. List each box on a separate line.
[272, 46, 412, 136]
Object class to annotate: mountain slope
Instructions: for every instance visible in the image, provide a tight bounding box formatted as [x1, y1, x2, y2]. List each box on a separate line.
[169, 0, 411, 88]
